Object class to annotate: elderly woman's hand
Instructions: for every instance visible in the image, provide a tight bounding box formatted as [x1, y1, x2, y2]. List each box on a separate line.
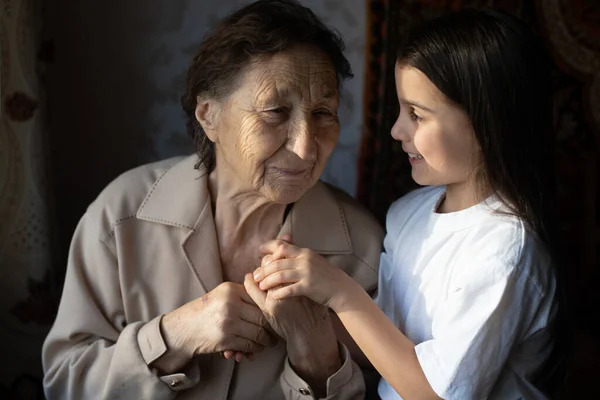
[153, 282, 277, 373]
[244, 274, 341, 396]
[244, 274, 331, 342]
[241, 235, 342, 397]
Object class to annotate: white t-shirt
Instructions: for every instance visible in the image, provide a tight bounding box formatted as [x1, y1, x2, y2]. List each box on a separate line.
[375, 186, 556, 400]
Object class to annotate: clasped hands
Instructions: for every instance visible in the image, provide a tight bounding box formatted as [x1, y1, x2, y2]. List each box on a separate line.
[221, 233, 348, 362]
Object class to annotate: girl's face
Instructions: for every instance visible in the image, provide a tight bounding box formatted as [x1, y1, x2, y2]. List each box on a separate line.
[391, 65, 483, 191]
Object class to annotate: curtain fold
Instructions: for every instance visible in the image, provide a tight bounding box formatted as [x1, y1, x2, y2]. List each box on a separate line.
[1, 0, 57, 397]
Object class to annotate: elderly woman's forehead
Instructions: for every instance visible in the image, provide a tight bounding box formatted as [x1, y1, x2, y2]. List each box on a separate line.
[246, 53, 337, 94]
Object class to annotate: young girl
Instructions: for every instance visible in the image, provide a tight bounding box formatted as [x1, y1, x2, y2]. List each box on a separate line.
[250, 9, 563, 400]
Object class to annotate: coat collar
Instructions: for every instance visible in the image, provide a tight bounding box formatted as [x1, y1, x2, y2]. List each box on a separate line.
[136, 155, 353, 255]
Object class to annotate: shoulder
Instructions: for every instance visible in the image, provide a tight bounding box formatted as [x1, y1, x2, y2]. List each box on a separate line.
[460, 214, 554, 297]
[388, 185, 443, 215]
[85, 156, 188, 235]
[324, 183, 384, 244]
[386, 186, 444, 232]
[464, 210, 528, 270]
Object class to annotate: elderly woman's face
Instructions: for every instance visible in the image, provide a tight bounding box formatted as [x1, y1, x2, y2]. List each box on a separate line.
[208, 45, 340, 204]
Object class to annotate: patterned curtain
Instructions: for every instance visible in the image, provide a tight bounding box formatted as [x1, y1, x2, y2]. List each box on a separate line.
[1, 0, 56, 398]
[358, 0, 599, 397]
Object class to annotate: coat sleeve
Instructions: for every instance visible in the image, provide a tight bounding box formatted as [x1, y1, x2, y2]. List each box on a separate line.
[42, 213, 201, 400]
[279, 343, 366, 400]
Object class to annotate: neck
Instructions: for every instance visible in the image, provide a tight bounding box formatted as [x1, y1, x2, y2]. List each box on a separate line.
[438, 178, 490, 213]
[208, 164, 286, 250]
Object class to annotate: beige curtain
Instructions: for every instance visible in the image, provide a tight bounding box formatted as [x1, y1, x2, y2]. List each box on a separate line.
[1, 0, 56, 397]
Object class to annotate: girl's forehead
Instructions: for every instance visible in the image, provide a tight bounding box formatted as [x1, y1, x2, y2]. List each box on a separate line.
[395, 66, 450, 108]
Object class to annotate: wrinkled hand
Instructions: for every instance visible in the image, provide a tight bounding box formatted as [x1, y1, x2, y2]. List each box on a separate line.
[159, 282, 277, 368]
[244, 272, 332, 342]
[241, 235, 331, 341]
[252, 239, 350, 310]
[223, 235, 329, 362]
[243, 234, 342, 397]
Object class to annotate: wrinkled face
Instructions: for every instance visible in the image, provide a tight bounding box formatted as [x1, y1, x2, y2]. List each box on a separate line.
[391, 65, 482, 188]
[200, 45, 340, 204]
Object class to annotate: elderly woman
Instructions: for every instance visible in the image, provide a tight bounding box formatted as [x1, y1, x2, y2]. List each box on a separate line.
[42, 1, 382, 399]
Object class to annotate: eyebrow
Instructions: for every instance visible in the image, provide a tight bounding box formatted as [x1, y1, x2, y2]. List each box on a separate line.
[399, 99, 436, 113]
[322, 88, 337, 99]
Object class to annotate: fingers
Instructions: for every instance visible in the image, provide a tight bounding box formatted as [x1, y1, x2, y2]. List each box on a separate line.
[258, 269, 301, 291]
[254, 259, 297, 283]
[268, 283, 302, 300]
[237, 303, 278, 347]
[223, 336, 265, 355]
[259, 240, 301, 258]
[222, 351, 254, 363]
[238, 289, 257, 305]
[237, 301, 266, 327]
[234, 319, 276, 348]
[244, 273, 267, 309]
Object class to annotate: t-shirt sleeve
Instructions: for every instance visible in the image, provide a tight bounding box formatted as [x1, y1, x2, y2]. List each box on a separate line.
[373, 200, 403, 310]
[414, 261, 543, 400]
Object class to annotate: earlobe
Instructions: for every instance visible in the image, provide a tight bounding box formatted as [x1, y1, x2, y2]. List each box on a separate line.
[195, 97, 219, 142]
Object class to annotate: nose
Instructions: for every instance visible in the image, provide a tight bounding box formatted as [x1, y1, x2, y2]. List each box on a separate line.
[390, 108, 410, 142]
[287, 116, 317, 161]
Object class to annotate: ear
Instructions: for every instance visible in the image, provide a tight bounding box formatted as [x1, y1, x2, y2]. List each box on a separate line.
[195, 97, 220, 143]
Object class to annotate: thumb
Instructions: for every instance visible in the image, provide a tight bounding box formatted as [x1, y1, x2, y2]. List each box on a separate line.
[280, 233, 294, 244]
[244, 273, 266, 309]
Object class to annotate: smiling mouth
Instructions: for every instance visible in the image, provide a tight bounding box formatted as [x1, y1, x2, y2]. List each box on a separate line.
[407, 152, 423, 160]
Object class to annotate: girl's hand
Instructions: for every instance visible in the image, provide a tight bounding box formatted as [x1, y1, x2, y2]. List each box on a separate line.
[253, 239, 350, 309]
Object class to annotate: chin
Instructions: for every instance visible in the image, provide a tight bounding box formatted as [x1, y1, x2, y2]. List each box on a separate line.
[411, 172, 428, 186]
[264, 182, 314, 205]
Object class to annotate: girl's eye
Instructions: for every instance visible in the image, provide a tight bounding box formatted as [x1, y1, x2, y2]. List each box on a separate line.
[409, 110, 423, 122]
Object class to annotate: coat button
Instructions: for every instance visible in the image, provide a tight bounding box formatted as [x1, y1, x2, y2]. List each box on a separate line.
[170, 379, 182, 388]
[299, 387, 312, 396]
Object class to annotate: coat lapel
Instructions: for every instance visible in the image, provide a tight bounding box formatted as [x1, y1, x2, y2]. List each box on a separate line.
[279, 182, 353, 255]
[182, 200, 224, 294]
[137, 155, 354, 294]
[137, 155, 224, 294]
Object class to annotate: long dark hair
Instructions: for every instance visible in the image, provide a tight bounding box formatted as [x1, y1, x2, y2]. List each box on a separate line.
[397, 9, 569, 396]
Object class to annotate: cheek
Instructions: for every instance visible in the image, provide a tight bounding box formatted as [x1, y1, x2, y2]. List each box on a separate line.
[319, 127, 339, 155]
[413, 125, 445, 161]
[313, 127, 340, 168]
[237, 117, 285, 165]
[442, 124, 480, 169]
[416, 125, 478, 173]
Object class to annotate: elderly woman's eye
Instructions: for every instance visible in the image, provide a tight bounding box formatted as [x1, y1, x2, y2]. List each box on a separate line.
[314, 109, 333, 116]
[268, 107, 287, 114]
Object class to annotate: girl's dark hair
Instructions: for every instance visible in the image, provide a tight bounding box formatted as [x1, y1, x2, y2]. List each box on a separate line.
[398, 9, 569, 396]
[181, 0, 353, 173]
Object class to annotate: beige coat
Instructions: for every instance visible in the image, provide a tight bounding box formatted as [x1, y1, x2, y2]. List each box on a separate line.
[42, 155, 383, 400]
